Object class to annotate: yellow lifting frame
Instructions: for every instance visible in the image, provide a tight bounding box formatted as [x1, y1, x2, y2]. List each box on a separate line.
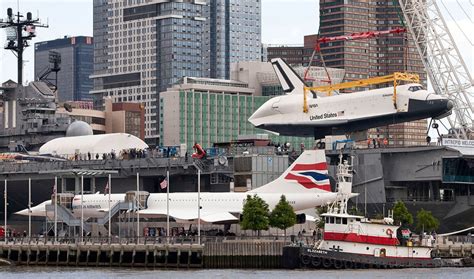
[303, 72, 420, 113]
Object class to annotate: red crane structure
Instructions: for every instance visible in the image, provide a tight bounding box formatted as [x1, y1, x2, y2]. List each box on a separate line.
[304, 27, 407, 84]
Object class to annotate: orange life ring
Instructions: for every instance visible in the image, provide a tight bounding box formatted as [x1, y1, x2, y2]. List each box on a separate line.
[386, 228, 393, 236]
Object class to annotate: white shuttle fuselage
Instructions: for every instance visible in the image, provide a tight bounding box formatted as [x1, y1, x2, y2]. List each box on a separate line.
[249, 59, 453, 138]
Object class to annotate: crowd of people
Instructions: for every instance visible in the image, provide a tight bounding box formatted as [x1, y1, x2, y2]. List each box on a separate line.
[69, 147, 182, 162]
[367, 137, 389, 148]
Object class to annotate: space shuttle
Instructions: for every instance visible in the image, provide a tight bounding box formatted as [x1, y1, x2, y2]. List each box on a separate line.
[249, 58, 453, 139]
[17, 150, 355, 224]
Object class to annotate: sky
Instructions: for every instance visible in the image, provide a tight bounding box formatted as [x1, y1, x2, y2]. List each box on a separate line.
[0, 0, 472, 85]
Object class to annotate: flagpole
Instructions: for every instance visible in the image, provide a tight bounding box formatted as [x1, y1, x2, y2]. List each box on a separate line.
[136, 172, 140, 243]
[80, 175, 84, 243]
[54, 176, 57, 243]
[166, 170, 169, 243]
[28, 177, 31, 239]
[198, 169, 201, 245]
[4, 179, 7, 240]
[108, 174, 111, 241]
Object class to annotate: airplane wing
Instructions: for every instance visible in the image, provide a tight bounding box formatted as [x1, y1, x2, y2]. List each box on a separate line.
[137, 208, 238, 223]
[199, 211, 238, 223]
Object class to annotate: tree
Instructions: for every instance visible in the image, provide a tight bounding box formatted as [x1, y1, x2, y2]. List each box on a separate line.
[348, 206, 363, 216]
[416, 208, 439, 233]
[392, 201, 413, 226]
[240, 194, 270, 237]
[269, 195, 296, 237]
[315, 206, 328, 229]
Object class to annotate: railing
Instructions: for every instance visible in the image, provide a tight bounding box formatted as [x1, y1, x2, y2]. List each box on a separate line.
[0, 156, 194, 175]
[438, 235, 474, 245]
[386, 197, 455, 203]
[0, 234, 317, 246]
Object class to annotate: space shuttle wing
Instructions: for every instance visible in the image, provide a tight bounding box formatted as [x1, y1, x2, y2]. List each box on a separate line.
[138, 208, 237, 223]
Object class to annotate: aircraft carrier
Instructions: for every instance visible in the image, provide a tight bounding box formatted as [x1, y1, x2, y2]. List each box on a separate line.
[0, 142, 473, 233]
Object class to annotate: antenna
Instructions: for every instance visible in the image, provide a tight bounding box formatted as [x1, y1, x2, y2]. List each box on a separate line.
[0, 7, 48, 85]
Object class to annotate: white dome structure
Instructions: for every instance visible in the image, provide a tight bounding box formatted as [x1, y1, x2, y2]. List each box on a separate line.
[66, 121, 93, 137]
[39, 133, 148, 157]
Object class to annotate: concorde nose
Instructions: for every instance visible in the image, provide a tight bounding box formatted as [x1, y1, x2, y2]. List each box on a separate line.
[15, 208, 29, 216]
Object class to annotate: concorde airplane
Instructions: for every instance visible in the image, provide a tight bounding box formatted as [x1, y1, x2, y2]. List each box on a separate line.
[248, 58, 454, 139]
[17, 150, 355, 223]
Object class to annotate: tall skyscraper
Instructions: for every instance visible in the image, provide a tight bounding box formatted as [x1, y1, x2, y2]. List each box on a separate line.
[207, 0, 262, 79]
[317, 0, 427, 146]
[91, 0, 261, 145]
[34, 36, 93, 102]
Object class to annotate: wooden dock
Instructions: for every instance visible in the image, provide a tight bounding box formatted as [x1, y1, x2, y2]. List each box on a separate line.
[1, 238, 471, 268]
[0, 241, 204, 268]
[0, 238, 288, 268]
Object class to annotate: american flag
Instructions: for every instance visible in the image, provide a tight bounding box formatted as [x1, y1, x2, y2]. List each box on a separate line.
[25, 25, 35, 34]
[160, 179, 168, 190]
[104, 182, 109, 195]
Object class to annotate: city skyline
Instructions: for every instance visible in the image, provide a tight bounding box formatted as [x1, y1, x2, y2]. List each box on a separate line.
[0, 0, 472, 85]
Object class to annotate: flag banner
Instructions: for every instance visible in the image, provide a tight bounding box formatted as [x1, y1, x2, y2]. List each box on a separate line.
[160, 179, 168, 189]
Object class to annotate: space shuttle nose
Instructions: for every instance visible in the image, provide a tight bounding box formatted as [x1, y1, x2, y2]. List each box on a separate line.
[249, 103, 269, 127]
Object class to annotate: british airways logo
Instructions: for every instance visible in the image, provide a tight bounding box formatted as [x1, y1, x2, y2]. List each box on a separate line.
[285, 162, 331, 192]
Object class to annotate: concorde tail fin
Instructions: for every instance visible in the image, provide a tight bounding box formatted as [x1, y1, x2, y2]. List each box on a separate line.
[249, 150, 332, 194]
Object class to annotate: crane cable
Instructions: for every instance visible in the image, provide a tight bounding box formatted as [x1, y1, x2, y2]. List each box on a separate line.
[440, 0, 474, 46]
[392, 0, 408, 71]
[392, 0, 407, 28]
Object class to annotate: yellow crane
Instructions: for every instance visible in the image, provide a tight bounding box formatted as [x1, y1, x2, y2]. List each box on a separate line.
[303, 72, 420, 113]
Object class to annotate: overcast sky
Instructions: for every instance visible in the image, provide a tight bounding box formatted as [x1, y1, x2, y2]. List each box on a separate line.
[0, 0, 472, 84]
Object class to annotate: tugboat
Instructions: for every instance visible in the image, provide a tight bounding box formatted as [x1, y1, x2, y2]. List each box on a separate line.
[299, 153, 442, 269]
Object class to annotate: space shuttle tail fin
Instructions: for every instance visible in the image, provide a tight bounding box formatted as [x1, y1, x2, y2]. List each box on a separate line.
[270, 58, 306, 95]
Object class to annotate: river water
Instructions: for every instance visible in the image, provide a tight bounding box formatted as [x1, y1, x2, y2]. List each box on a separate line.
[0, 267, 473, 279]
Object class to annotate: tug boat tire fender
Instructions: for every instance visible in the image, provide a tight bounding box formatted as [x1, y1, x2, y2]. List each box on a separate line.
[333, 259, 344, 269]
[301, 254, 311, 266]
[344, 260, 353, 269]
[322, 258, 332, 268]
[311, 257, 322, 268]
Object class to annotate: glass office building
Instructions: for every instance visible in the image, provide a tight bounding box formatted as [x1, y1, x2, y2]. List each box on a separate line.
[35, 36, 93, 102]
[207, 0, 262, 79]
[92, 0, 261, 145]
[160, 78, 314, 150]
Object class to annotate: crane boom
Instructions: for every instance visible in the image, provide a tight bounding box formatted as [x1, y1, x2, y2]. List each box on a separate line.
[316, 27, 406, 46]
[398, 0, 474, 139]
[304, 28, 407, 84]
